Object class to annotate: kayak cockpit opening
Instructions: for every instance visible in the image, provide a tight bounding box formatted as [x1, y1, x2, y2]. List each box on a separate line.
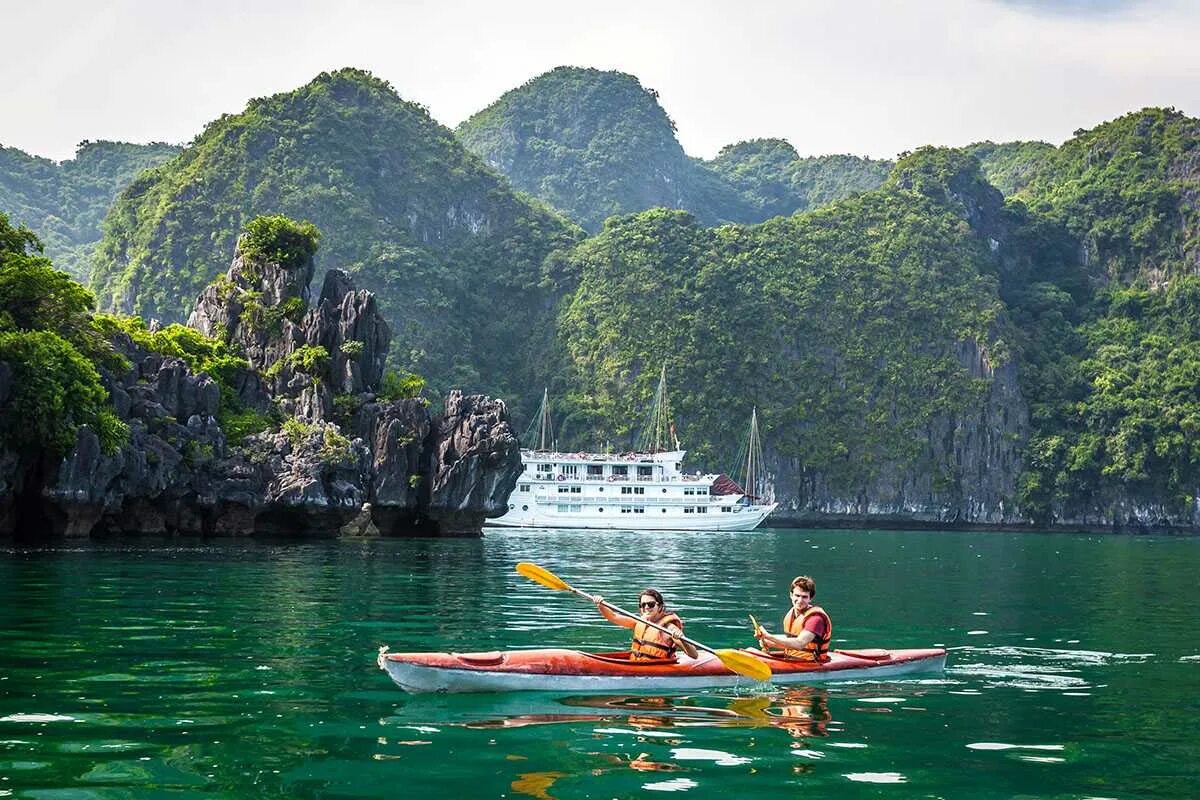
[581, 650, 678, 666]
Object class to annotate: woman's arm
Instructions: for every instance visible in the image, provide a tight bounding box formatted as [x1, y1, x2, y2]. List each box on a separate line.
[667, 622, 700, 659]
[593, 596, 637, 629]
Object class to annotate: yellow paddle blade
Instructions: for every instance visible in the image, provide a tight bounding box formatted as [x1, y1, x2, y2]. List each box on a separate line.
[515, 561, 571, 592]
[749, 613, 762, 635]
[714, 648, 772, 682]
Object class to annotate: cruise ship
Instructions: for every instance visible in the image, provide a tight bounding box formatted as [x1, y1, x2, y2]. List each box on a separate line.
[487, 448, 776, 531]
[487, 369, 777, 531]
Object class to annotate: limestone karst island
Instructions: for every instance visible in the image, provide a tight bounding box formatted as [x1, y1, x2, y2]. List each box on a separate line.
[1, 2, 1198, 797]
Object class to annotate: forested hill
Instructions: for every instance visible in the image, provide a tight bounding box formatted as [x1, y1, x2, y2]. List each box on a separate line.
[456, 67, 886, 232]
[90, 68, 581, 408]
[0, 141, 179, 280]
[1000, 107, 1200, 525]
[456, 66, 750, 231]
[964, 140, 1054, 196]
[532, 105, 1200, 530]
[705, 138, 892, 219]
[552, 150, 1023, 525]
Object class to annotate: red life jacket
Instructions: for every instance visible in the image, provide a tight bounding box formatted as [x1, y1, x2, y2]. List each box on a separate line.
[782, 605, 832, 662]
[632, 612, 683, 661]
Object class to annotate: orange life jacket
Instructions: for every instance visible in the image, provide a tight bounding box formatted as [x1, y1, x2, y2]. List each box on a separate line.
[631, 612, 683, 661]
[782, 605, 832, 662]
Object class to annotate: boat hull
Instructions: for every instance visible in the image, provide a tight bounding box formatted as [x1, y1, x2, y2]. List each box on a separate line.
[378, 647, 946, 694]
[485, 504, 776, 531]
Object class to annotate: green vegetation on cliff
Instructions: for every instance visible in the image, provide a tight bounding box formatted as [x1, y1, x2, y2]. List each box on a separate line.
[554, 169, 1008, 484]
[1008, 108, 1200, 519]
[0, 141, 179, 280]
[1019, 281, 1200, 517]
[707, 138, 892, 218]
[457, 69, 894, 233]
[0, 213, 126, 455]
[240, 215, 321, 269]
[91, 68, 581, 408]
[1018, 108, 1200, 282]
[456, 67, 751, 231]
[964, 140, 1055, 197]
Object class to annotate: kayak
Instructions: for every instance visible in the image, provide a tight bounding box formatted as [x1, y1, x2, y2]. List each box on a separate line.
[377, 646, 946, 694]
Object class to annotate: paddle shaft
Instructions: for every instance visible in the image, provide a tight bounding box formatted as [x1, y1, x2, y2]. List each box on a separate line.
[567, 586, 716, 657]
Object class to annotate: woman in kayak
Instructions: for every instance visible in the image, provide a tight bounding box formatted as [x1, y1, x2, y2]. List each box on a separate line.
[755, 575, 832, 662]
[592, 589, 700, 661]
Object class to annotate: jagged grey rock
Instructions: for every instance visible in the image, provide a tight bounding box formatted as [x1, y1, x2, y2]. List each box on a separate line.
[424, 390, 522, 535]
[0, 239, 520, 540]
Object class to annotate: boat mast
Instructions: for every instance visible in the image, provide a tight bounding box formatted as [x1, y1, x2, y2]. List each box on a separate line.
[523, 388, 555, 452]
[738, 407, 767, 502]
[637, 364, 678, 453]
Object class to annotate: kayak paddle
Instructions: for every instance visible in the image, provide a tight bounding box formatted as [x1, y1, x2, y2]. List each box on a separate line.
[515, 561, 772, 683]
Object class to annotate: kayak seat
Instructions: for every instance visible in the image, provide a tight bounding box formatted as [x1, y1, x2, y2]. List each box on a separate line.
[582, 650, 677, 666]
[743, 647, 829, 664]
[453, 652, 506, 667]
[834, 648, 892, 661]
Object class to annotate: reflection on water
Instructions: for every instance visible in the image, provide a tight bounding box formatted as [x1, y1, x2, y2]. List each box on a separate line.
[446, 687, 834, 738]
[1, 530, 1198, 799]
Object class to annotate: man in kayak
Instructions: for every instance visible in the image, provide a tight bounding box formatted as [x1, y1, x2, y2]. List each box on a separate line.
[592, 588, 700, 661]
[755, 575, 832, 662]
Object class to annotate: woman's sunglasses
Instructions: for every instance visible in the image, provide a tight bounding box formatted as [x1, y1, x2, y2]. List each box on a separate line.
[639, 600, 659, 609]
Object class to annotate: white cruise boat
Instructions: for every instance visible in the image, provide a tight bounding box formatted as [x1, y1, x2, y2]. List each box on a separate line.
[487, 369, 777, 531]
[487, 448, 776, 530]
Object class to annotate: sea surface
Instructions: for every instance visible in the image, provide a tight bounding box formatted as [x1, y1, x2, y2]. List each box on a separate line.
[0, 528, 1197, 798]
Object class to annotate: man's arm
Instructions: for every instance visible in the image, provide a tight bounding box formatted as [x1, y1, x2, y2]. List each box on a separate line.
[759, 628, 815, 650]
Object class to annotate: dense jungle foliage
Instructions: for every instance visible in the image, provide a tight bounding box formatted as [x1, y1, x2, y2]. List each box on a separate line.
[0, 141, 179, 281]
[965, 140, 1055, 196]
[456, 66, 752, 231]
[707, 138, 892, 219]
[90, 68, 582, 411]
[553, 176, 1008, 487]
[1016, 107, 1200, 283]
[1006, 108, 1200, 519]
[456, 68, 894, 233]
[0, 213, 127, 455]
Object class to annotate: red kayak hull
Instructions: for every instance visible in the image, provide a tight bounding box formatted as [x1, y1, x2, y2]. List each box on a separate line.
[378, 647, 946, 693]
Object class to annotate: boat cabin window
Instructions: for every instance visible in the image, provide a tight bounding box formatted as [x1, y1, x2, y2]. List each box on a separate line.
[611, 465, 628, 477]
[520, 484, 529, 492]
[697, 506, 708, 513]
[561, 464, 579, 477]
[587, 465, 604, 478]
[637, 465, 653, 480]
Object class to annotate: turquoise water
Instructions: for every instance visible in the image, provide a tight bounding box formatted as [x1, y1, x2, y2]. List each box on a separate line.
[1, 528, 1197, 798]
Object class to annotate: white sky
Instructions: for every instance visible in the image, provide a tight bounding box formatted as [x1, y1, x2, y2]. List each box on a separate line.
[4, 0, 1198, 163]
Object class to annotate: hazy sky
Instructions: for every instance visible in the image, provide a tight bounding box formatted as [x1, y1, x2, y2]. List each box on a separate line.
[6, 0, 1199, 162]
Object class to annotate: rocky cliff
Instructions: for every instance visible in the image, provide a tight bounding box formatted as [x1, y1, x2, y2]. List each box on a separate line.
[0, 229, 521, 540]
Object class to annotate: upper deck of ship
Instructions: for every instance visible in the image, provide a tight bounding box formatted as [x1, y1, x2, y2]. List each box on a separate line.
[520, 449, 686, 465]
[519, 449, 717, 483]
